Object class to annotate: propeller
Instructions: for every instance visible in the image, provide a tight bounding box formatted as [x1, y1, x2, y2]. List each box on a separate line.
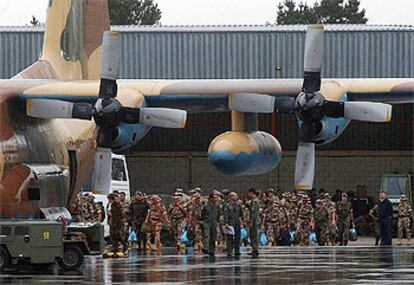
[228, 26, 392, 190]
[26, 31, 187, 193]
[293, 25, 392, 190]
[26, 31, 187, 141]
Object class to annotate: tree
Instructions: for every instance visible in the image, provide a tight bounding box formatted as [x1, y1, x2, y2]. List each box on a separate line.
[30, 15, 41, 27]
[108, 0, 162, 25]
[276, 0, 368, 25]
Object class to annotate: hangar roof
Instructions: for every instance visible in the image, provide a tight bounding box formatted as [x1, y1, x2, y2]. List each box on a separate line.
[0, 24, 413, 33]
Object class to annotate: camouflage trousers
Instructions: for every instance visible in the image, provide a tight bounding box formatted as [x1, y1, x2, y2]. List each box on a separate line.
[315, 222, 328, 245]
[147, 220, 163, 248]
[110, 224, 127, 251]
[172, 219, 185, 246]
[326, 223, 337, 245]
[337, 220, 350, 245]
[297, 219, 311, 246]
[398, 217, 411, 239]
[193, 222, 203, 243]
[266, 222, 280, 245]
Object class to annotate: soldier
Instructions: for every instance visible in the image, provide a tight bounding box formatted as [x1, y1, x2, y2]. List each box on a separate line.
[129, 191, 150, 252]
[219, 189, 230, 251]
[84, 193, 96, 222]
[324, 194, 337, 246]
[201, 190, 221, 257]
[336, 193, 354, 246]
[247, 188, 260, 258]
[70, 194, 82, 222]
[168, 192, 188, 251]
[369, 204, 381, 246]
[145, 195, 171, 252]
[267, 188, 278, 204]
[95, 201, 105, 223]
[224, 192, 243, 257]
[297, 196, 314, 246]
[262, 200, 279, 246]
[187, 193, 204, 252]
[397, 194, 412, 245]
[119, 192, 130, 241]
[107, 193, 128, 253]
[314, 199, 329, 246]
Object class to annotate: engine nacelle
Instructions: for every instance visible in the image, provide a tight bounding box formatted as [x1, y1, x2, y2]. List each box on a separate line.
[111, 123, 151, 154]
[208, 131, 282, 176]
[312, 117, 350, 146]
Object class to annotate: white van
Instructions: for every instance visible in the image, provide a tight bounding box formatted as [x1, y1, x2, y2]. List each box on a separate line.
[82, 153, 130, 237]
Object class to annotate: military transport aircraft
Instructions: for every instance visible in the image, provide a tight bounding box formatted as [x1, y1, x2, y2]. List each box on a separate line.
[0, 0, 413, 218]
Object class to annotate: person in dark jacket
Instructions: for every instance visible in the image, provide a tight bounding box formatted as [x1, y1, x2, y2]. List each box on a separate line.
[201, 190, 221, 257]
[377, 191, 394, 246]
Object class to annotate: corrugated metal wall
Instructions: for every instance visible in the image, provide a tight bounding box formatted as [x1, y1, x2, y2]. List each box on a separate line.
[1, 25, 413, 150]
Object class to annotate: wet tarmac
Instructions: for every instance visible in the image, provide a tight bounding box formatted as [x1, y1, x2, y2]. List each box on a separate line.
[1, 245, 414, 285]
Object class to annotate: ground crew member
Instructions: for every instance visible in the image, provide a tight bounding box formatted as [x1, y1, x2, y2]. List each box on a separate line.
[336, 193, 354, 246]
[377, 191, 393, 246]
[247, 188, 260, 257]
[201, 190, 221, 257]
[224, 192, 243, 257]
[397, 194, 412, 245]
[129, 191, 150, 252]
[314, 199, 329, 246]
[145, 195, 171, 252]
[107, 193, 128, 253]
[168, 192, 188, 251]
[369, 204, 381, 246]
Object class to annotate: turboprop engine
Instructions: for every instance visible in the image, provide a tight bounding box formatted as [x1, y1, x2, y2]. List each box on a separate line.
[208, 131, 282, 176]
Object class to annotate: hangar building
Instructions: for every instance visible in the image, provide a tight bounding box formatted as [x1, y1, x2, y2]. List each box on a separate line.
[1, 25, 413, 197]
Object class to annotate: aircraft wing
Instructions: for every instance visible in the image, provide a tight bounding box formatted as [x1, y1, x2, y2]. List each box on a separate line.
[3, 78, 413, 113]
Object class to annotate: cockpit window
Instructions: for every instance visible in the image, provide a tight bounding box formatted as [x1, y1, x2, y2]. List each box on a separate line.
[112, 158, 127, 181]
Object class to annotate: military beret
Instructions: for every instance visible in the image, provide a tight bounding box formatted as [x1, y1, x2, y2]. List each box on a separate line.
[221, 189, 230, 196]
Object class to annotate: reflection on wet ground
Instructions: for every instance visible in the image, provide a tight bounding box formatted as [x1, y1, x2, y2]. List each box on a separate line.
[1, 246, 414, 284]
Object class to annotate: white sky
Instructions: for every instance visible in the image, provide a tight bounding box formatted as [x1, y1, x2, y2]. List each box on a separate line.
[0, 0, 413, 26]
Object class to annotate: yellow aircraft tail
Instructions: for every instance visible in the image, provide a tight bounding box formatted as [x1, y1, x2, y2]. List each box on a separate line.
[15, 0, 110, 80]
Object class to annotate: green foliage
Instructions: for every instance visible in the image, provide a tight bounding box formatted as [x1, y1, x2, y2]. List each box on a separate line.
[108, 0, 162, 25]
[276, 0, 368, 25]
[30, 15, 41, 27]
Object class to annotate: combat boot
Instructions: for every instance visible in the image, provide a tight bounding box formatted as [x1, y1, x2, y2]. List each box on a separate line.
[397, 239, 402, 245]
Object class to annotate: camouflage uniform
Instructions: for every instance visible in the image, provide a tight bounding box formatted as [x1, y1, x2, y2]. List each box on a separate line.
[168, 197, 187, 248]
[108, 200, 127, 251]
[397, 197, 412, 244]
[314, 203, 329, 246]
[120, 199, 130, 240]
[369, 204, 381, 245]
[146, 197, 168, 250]
[188, 195, 204, 251]
[297, 199, 313, 246]
[129, 198, 150, 250]
[336, 201, 353, 246]
[263, 202, 280, 246]
[249, 196, 261, 256]
[324, 199, 337, 245]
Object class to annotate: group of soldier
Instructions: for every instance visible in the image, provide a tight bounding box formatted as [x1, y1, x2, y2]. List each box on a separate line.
[70, 188, 413, 256]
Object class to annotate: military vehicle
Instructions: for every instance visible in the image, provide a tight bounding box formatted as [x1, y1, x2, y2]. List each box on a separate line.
[380, 173, 413, 214]
[0, 220, 89, 271]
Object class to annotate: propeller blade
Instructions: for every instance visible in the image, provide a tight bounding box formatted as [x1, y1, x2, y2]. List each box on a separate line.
[139, 108, 187, 128]
[228, 93, 296, 114]
[27, 99, 92, 120]
[303, 25, 325, 92]
[294, 142, 315, 190]
[91, 148, 112, 195]
[99, 31, 121, 99]
[344, 102, 392, 122]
